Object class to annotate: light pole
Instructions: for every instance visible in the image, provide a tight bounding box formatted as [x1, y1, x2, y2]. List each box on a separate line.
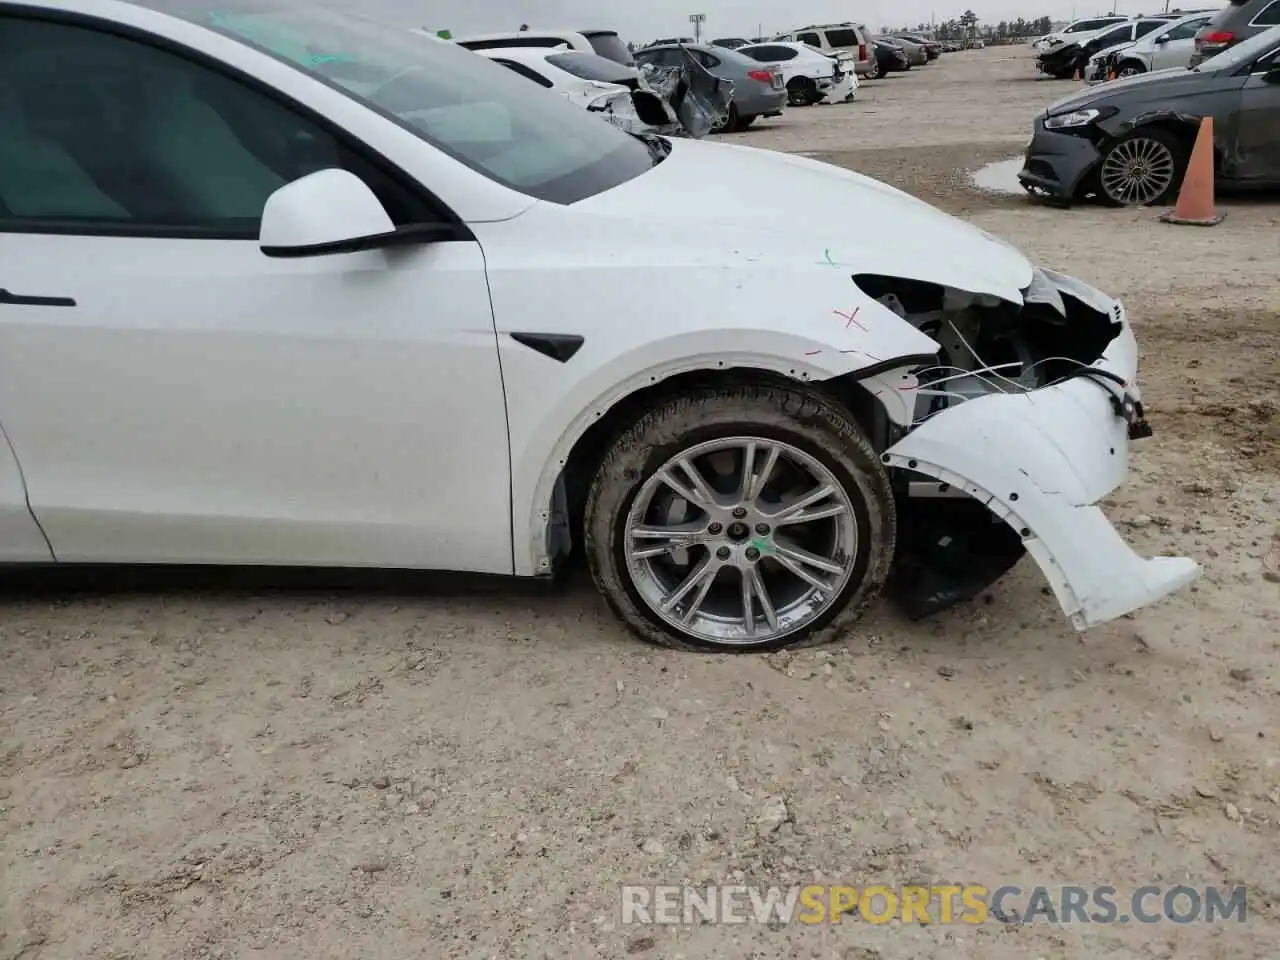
[689, 12, 705, 43]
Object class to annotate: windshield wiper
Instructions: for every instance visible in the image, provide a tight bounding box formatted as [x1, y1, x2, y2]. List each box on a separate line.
[632, 131, 672, 166]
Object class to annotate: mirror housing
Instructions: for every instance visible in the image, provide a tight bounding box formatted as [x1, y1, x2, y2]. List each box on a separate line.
[259, 169, 437, 258]
[1265, 64, 1280, 84]
[1154, 34, 1169, 44]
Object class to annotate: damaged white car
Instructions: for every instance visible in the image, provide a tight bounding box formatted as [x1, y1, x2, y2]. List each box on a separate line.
[0, 0, 1200, 652]
[474, 45, 734, 139]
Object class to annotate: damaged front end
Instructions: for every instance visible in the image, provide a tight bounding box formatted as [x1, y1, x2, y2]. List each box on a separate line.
[849, 267, 1199, 629]
[591, 46, 734, 139]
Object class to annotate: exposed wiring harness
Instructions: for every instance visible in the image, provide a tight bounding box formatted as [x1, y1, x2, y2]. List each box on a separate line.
[905, 318, 1151, 438]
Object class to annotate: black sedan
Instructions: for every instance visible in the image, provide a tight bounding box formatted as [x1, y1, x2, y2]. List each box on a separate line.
[873, 38, 912, 73]
[1019, 25, 1280, 205]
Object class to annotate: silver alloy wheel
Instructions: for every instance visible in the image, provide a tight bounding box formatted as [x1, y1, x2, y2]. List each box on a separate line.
[1117, 64, 1141, 77]
[1099, 135, 1176, 206]
[623, 436, 859, 646]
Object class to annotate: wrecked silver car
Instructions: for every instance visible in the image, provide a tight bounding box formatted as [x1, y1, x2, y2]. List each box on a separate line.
[473, 44, 734, 138]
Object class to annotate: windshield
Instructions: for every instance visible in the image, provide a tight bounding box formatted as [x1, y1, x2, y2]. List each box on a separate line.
[129, 0, 656, 204]
[545, 51, 636, 84]
[582, 31, 635, 66]
[1195, 23, 1280, 70]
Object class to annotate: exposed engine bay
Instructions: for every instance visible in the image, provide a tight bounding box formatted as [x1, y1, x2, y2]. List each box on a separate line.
[854, 271, 1125, 427]
[848, 271, 1152, 621]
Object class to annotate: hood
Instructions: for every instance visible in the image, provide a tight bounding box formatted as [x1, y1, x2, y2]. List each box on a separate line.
[1045, 65, 1200, 113]
[1039, 40, 1082, 61]
[575, 138, 1034, 300]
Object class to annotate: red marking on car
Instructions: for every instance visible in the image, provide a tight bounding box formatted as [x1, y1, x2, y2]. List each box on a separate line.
[833, 307, 866, 331]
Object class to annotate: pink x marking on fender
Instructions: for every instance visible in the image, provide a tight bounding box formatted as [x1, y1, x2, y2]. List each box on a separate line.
[832, 307, 867, 331]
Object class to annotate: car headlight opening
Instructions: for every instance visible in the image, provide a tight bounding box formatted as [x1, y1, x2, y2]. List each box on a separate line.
[1045, 107, 1102, 129]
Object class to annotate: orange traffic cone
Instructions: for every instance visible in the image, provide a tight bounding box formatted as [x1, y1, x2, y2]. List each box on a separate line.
[1072, 66, 1081, 80]
[1159, 116, 1224, 226]
[1107, 69, 1116, 81]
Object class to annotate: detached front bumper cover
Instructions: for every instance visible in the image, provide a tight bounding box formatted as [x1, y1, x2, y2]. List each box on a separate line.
[882, 270, 1200, 630]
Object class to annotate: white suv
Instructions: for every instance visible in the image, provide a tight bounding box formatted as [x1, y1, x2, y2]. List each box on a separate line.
[775, 23, 877, 78]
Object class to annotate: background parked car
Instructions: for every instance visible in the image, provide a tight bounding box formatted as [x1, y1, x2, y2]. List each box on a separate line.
[893, 33, 942, 59]
[888, 35, 930, 65]
[633, 43, 787, 130]
[1033, 15, 1128, 51]
[872, 37, 912, 73]
[738, 41, 857, 105]
[454, 29, 637, 68]
[1038, 18, 1176, 79]
[710, 37, 750, 50]
[1019, 24, 1280, 206]
[1108, 12, 1218, 76]
[774, 23, 878, 79]
[1086, 40, 1138, 81]
[474, 47, 679, 134]
[1192, 0, 1280, 65]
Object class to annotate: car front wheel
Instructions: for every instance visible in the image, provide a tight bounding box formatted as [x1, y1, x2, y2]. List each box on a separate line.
[1098, 128, 1187, 206]
[584, 384, 895, 652]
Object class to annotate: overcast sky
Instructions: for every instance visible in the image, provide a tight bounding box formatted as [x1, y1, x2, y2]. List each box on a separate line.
[399, 0, 1171, 41]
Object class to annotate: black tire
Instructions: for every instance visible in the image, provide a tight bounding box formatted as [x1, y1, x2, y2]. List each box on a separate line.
[1116, 59, 1145, 78]
[787, 76, 817, 106]
[1096, 127, 1189, 207]
[584, 384, 896, 653]
[734, 113, 756, 131]
[712, 103, 738, 133]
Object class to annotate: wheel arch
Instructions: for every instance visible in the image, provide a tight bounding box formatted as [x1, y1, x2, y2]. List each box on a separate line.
[524, 364, 889, 579]
[1112, 111, 1214, 168]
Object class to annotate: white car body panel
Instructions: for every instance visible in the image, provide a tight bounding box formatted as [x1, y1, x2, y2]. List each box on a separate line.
[1130, 14, 1216, 71]
[0, 0, 1201, 632]
[0, 231, 514, 570]
[0, 422, 51, 561]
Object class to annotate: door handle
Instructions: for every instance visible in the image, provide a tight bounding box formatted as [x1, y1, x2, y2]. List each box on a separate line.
[0, 288, 76, 307]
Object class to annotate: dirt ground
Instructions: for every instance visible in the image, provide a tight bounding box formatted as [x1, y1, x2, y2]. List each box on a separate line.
[3, 47, 1280, 960]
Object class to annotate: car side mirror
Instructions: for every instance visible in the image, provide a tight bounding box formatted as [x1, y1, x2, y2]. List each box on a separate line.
[1154, 35, 1169, 44]
[260, 169, 445, 259]
[1265, 65, 1280, 84]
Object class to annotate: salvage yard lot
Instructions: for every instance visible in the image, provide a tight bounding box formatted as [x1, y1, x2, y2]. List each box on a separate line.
[3, 47, 1279, 960]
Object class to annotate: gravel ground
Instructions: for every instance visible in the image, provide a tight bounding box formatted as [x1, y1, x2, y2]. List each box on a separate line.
[3, 47, 1280, 960]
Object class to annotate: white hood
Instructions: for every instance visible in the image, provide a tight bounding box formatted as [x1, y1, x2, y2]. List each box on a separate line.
[577, 137, 1035, 301]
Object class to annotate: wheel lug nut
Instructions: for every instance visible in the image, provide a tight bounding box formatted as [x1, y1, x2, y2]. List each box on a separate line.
[745, 547, 760, 562]
[707, 522, 723, 534]
[755, 523, 770, 535]
[716, 546, 731, 560]
[732, 507, 748, 519]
